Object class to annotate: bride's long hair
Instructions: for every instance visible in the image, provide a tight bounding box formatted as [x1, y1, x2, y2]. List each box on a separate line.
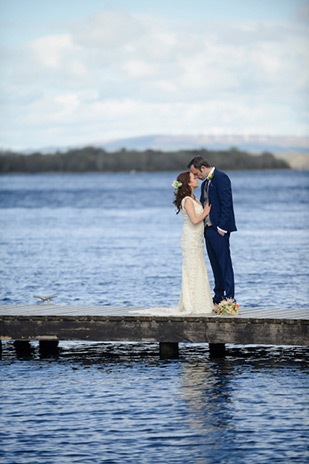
[173, 172, 192, 214]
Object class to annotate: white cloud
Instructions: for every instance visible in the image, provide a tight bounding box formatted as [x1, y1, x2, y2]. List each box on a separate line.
[75, 10, 145, 49]
[0, 7, 308, 149]
[53, 93, 81, 119]
[123, 60, 155, 78]
[31, 34, 73, 69]
[30, 33, 89, 79]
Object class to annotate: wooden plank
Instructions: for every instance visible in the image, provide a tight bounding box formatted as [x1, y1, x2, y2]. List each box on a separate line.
[0, 305, 308, 319]
[1, 310, 308, 346]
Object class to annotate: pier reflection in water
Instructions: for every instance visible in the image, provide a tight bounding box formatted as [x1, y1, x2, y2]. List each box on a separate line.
[179, 346, 308, 463]
[1, 341, 308, 464]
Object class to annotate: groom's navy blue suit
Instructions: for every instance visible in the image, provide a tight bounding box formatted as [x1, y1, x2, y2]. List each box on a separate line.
[200, 169, 236, 303]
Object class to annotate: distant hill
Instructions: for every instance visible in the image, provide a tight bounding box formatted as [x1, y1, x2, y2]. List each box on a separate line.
[99, 134, 309, 155]
[17, 134, 309, 156]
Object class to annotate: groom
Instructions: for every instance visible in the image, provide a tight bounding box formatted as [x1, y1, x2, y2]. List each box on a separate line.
[188, 156, 237, 305]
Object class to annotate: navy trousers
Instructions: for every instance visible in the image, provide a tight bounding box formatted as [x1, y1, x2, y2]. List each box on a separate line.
[205, 226, 235, 303]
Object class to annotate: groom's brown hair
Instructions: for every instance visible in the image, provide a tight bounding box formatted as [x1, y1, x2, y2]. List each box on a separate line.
[187, 156, 211, 170]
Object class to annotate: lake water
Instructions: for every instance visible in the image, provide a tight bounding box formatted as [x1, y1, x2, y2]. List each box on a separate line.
[0, 170, 308, 308]
[0, 170, 309, 463]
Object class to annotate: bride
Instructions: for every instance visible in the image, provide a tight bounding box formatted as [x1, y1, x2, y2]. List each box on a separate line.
[174, 171, 213, 314]
[132, 171, 213, 315]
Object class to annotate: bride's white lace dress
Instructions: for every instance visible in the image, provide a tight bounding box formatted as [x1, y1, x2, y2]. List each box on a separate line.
[132, 196, 213, 315]
[177, 196, 213, 314]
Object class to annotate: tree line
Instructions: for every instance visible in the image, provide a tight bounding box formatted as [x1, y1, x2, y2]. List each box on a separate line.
[0, 146, 290, 173]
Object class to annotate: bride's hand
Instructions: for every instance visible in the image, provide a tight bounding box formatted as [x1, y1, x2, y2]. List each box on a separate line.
[204, 202, 211, 215]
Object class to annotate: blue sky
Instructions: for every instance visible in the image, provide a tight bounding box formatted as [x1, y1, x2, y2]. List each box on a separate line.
[0, 0, 308, 150]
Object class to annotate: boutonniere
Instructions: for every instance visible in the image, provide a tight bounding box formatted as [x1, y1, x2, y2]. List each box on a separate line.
[208, 172, 214, 181]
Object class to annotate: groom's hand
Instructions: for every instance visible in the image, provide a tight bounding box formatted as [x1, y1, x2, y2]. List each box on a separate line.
[218, 229, 225, 236]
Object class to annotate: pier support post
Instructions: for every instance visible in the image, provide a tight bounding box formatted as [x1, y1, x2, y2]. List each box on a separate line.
[209, 343, 226, 358]
[14, 340, 32, 357]
[159, 342, 179, 359]
[39, 339, 59, 357]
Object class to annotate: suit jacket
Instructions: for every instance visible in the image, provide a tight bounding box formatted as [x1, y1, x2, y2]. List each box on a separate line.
[200, 169, 237, 233]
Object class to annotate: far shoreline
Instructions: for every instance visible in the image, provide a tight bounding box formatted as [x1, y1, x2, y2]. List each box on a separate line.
[0, 146, 291, 173]
[2, 168, 308, 175]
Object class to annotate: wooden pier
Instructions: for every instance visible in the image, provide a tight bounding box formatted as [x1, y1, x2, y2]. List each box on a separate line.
[0, 305, 308, 358]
